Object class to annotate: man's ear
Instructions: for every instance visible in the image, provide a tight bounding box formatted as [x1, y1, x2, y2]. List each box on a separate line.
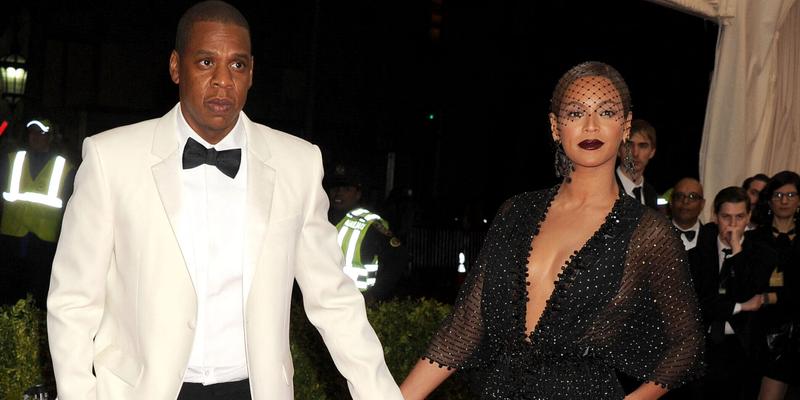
[248, 55, 254, 89]
[169, 50, 180, 85]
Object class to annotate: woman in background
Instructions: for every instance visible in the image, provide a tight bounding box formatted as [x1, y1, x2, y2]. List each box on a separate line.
[749, 171, 800, 400]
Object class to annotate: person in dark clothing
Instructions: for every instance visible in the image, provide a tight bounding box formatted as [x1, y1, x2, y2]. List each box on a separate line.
[326, 164, 406, 303]
[615, 119, 659, 210]
[743, 173, 770, 230]
[748, 170, 800, 400]
[689, 186, 778, 400]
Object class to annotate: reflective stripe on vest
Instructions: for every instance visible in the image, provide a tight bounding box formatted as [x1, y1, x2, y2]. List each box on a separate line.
[336, 208, 387, 291]
[2, 151, 66, 208]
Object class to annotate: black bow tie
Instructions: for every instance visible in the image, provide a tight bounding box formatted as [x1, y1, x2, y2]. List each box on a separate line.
[680, 229, 696, 241]
[771, 226, 796, 236]
[182, 137, 241, 178]
[721, 248, 732, 258]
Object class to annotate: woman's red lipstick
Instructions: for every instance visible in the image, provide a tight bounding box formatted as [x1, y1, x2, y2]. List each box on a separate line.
[578, 139, 604, 150]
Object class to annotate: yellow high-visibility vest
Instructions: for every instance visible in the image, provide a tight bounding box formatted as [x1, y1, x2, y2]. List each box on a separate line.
[1, 151, 72, 242]
[335, 208, 388, 291]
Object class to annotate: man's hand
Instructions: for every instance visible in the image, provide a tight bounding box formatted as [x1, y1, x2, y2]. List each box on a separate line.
[720, 225, 745, 256]
[740, 293, 765, 312]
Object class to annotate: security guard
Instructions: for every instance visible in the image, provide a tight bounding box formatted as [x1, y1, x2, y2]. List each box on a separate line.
[327, 164, 406, 303]
[0, 119, 75, 306]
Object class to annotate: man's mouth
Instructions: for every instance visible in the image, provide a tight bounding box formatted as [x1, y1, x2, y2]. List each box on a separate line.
[206, 98, 234, 113]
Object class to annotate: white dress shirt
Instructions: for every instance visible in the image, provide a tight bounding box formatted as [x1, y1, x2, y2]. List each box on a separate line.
[175, 107, 249, 385]
[617, 166, 645, 205]
[673, 220, 701, 250]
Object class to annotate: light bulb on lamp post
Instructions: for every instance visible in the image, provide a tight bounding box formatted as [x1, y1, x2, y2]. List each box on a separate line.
[0, 53, 28, 108]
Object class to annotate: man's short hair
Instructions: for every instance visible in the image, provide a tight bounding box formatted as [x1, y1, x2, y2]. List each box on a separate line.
[175, 1, 250, 54]
[742, 173, 770, 191]
[713, 186, 750, 214]
[630, 119, 656, 148]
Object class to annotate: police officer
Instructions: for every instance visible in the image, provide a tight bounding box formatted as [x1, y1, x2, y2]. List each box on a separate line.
[0, 119, 75, 306]
[327, 164, 406, 303]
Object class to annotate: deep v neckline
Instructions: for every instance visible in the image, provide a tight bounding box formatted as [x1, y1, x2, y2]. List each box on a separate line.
[523, 185, 623, 343]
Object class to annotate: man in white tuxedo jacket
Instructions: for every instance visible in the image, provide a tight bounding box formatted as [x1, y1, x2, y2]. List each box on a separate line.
[46, 2, 403, 399]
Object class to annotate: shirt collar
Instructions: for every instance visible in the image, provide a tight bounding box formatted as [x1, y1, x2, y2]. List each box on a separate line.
[617, 166, 642, 196]
[673, 220, 701, 233]
[176, 104, 246, 152]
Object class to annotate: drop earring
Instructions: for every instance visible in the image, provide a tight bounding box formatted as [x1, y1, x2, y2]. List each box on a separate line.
[553, 139, 574, 183]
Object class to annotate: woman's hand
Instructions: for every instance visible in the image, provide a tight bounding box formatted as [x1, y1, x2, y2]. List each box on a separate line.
[399, 358, 457, 400]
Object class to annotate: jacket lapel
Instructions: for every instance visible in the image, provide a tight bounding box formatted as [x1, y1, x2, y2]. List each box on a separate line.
[242, 115, 276, 303]
[150, 105, 193, 285]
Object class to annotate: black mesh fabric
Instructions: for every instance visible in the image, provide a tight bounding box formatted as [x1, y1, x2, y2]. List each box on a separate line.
[423, 188, 705, 399]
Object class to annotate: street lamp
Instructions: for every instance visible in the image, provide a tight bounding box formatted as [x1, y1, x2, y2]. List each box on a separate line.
[0, 53, 28, 106]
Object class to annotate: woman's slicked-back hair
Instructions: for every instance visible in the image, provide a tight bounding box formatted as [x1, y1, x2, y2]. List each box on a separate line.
[550, 61, 632, 117]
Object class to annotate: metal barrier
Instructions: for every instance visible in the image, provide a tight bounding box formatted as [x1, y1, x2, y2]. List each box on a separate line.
[406, 228, 486, 271]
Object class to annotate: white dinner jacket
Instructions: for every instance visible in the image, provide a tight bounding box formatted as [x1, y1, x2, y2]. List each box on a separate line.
[47, 104, 402, 400]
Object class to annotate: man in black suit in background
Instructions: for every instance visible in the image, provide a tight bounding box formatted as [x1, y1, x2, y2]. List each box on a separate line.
[616, 119, 659, 209]
[689, 186, 777, 400]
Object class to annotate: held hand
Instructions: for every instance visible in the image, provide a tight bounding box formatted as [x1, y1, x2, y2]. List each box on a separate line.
[741, 293, 765, 312]
[400, 359, 456, 400]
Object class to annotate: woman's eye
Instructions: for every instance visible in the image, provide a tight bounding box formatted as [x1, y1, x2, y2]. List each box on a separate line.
[567, 111, 583, 118]
[599, 109, 616, 117]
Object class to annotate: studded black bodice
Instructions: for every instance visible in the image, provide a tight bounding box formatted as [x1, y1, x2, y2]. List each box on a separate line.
[423, 187, 704, 399]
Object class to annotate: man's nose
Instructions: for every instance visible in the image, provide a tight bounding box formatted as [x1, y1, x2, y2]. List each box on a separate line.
[212, 65, 234, 88]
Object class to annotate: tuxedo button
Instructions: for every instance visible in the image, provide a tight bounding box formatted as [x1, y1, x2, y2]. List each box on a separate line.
[187, 320, 196, 330]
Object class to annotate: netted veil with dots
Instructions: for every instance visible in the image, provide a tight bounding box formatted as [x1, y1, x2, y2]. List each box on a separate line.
[549, 61, 635, 182]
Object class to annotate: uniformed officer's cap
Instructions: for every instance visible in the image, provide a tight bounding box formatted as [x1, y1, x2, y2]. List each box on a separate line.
[26, 119, 52, 134]
[327, 164, 362, 188]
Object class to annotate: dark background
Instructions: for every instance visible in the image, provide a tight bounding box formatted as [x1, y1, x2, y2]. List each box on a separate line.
[1, 0, 718, 227]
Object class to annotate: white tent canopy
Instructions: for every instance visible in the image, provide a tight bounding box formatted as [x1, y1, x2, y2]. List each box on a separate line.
[649, 0, 800, 219]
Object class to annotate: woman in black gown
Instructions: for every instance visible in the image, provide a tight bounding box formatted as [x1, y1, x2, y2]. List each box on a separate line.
[400, 62, 704, 400]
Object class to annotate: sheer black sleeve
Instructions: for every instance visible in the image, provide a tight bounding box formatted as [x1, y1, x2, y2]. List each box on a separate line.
[601, 210, 705, 389]
[421, 198, 513, 369]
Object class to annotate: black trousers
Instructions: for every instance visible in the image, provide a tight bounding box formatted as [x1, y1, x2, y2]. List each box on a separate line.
[0, 233, 56, 307]
[178, 379, 251, 400]
[702, 335, 761, 400]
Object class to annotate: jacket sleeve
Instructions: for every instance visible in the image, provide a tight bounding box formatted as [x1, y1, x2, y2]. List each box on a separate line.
[362, 227, 406, 303]
[292, 145, 403, 400]
[47, 137, 114, 399]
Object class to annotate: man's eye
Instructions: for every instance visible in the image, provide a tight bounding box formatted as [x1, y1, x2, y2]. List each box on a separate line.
[200, 59, 212, 67]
